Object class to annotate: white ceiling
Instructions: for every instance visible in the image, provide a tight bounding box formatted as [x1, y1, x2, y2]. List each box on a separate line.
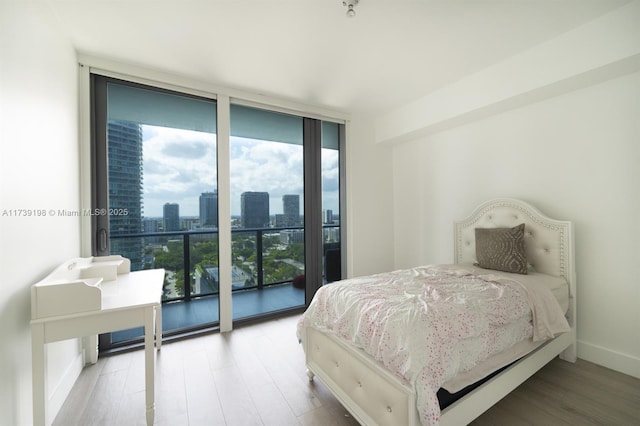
[46, 0, 631, 115]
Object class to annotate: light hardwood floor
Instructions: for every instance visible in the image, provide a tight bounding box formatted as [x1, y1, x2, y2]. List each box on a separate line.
[54, 314, 640, 426]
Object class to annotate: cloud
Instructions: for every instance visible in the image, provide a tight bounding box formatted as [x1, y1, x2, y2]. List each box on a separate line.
[230, 138, 304, 215]
[162, 140, 210, 159]
[322, 149, 339, 192]
[142, 126, 216, 216]
[140, 126, 339, 218]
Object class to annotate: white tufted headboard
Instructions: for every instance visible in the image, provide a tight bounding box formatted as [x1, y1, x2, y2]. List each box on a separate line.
[454, 197, 576, 333]
[454, 198, 575, 290]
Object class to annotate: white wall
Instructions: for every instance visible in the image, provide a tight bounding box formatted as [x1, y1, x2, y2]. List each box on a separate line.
[381, 1, 640, 379]
[0, 1, 81, 424]
[345, 114, 395, 278]
[390, 70, 640, 379]
[375, 1, 640, 145]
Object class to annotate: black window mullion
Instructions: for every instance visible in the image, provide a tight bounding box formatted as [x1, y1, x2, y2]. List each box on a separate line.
[91, 74, 110, 257]
[338, 123, 347, 279]
[303, 118, 323, 305]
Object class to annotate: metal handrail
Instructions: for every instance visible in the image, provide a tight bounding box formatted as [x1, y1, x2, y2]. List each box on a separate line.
[110, 225, 339, 303]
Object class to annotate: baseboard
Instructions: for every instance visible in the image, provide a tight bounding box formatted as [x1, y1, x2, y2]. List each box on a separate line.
[578, 340, 640, 379]
[47, 350, 84, 423]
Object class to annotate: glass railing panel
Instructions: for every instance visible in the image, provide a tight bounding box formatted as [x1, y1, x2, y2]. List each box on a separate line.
[322, 225, 341, 284]
[109, 233, 186, 344]
[231, 227, 305, 320]
[262, 228, 305, 286]
[149, 235, 186, 301]
[190, 232, 220, 298]
[108, 227, 309, 344]
[231, 230, 258, 291]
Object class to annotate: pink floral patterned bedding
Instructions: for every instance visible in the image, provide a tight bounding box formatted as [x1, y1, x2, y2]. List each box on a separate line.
[297, 264, 570, 425]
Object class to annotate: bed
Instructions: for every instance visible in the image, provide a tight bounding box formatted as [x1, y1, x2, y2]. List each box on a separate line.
[297, 198, 576, 425]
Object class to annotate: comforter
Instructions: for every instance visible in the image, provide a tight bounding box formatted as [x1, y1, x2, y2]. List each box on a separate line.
[296, 264, 570, 425]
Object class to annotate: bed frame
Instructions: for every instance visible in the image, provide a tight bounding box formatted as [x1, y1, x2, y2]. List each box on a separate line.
[302, 198, 576, 425]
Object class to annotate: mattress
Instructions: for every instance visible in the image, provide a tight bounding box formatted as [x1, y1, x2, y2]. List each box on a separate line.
[500, 268, 569, 313]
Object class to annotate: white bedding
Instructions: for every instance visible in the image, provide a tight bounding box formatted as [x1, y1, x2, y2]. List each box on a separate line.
[435, 264, 570, 393]
[297, 264, 570, 426]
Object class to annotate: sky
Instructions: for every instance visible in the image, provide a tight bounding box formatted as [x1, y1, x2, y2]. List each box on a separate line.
[141, 125, 339, 218]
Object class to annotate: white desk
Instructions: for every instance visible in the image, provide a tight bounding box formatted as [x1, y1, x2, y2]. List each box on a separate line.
[31, 268, 164, 426]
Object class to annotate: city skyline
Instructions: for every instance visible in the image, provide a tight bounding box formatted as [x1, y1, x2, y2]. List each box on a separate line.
[153, 192, 340, 223]
[141, 125, 339, 218]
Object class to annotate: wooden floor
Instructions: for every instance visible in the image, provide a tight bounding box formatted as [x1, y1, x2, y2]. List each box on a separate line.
[54, 314, 640, 426]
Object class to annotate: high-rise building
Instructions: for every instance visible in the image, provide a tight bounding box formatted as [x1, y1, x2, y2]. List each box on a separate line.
[143, 218, 160, 234]
[279, 229, 304, 244]
[163, 203, 180, 231]
[241, 191, 269, 228]
[324, 209, 334, 224]
[282, 194, 300, 227]
[142, 217, 161, 245]
[199, 191, 218, 228]
[108, 120, 144, 270]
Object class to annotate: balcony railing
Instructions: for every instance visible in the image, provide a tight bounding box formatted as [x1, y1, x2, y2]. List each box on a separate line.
[110, 225, 340, 304]
[103, 225, 339, 348]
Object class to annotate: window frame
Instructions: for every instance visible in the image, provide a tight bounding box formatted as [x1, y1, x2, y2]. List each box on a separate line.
[80, 62, 347, 343]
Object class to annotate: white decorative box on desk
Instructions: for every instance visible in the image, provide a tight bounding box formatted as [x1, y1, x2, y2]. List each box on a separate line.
[31, 255, 164, 426]
[31, 255, 130, 319]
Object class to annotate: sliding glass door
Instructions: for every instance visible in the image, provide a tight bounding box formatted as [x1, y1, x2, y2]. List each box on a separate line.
[229, 104, 306, 319]
[91, 74, 344, 351]
[92, 76, 219, 348]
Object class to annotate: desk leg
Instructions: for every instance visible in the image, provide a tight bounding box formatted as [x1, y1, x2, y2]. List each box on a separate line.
[31, 323, 46, 426]
[145, 307, 156, 425]
[155, 303, 162, 351]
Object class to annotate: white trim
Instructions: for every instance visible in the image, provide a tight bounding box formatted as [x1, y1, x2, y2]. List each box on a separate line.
[578, 340, 640, 379]
[217, 96, 233, 333]
[77, 53, 350, 123]
[47, 351, 84, 424]
[78, 64, 93, 257]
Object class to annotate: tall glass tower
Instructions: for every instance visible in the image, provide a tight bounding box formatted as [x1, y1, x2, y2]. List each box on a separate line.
[241, 191, 269, 228]
[163, 203, 180, 231]
[108, 120, 144, 270]
[199, 191, 218, 228]
[282, 194, 300, 227]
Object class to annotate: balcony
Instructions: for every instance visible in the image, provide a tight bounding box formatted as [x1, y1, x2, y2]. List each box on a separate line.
[106, 225, 339, 349]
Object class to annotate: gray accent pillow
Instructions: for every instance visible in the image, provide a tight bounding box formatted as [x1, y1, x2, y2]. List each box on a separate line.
[475, 223, 528, 274]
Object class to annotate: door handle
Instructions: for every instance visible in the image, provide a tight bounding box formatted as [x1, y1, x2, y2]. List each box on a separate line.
[98, 228, 107, 252]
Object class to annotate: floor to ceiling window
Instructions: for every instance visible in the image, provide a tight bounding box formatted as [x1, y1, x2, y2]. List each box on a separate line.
[90, 73, 344, 351]
[92, 76, 219, 349]
[229, 104, 306, 320]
